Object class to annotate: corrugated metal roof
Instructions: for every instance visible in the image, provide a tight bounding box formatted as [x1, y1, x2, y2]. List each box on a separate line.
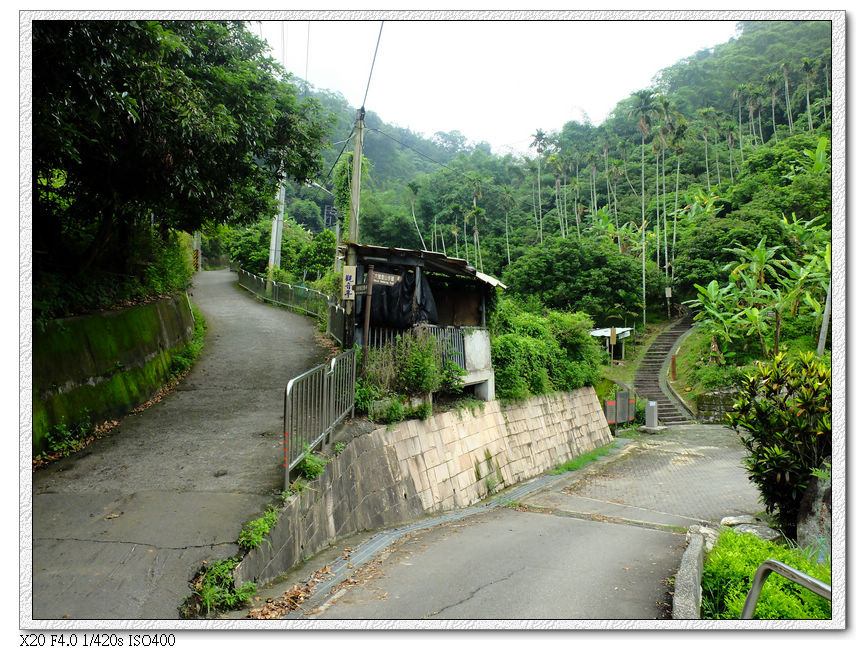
[340, 243, 507, 289]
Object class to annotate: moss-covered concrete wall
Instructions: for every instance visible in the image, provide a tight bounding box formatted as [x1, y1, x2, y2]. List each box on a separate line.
[32, 294, 195, 453]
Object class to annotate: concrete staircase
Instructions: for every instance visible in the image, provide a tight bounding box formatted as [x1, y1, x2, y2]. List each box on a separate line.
[632, 314, 695, 426]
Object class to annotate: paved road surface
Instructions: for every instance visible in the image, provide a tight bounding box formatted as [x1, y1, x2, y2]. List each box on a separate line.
[292, 425, 762, 621]
[30, 269, 328, 620]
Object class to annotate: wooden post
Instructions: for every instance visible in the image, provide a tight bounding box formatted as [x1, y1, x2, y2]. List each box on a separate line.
[361, 264, 374, 374]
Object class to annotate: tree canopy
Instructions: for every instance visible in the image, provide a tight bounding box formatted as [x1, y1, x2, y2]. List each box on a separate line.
[33, 20, 332, 318]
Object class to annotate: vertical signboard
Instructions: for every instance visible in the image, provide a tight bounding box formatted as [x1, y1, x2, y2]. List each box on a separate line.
[342, 265, 357, 301]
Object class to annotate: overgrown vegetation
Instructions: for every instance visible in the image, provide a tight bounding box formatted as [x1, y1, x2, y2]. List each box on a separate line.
[237, 505, 281, 552]
[169, 304, 207, 379]
[701, 528, 830, 620]
[354, 333, 466, 424]
[33, 20, 331, 321]
[295, 445, 330, 480]
[182, 558, 257, 618]
[726, 351, 831, 538]
[490, 297, 604, 400]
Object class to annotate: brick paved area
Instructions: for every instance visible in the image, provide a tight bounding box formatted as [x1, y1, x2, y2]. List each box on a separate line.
[563, 425, 763, 522]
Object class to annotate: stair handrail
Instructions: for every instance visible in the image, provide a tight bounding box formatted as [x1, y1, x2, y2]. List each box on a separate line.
[739, 559, 831, 619]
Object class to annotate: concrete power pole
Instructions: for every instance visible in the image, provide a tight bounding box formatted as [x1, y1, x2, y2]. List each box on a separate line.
[344, 108, 365, 346]
[348, 107, 365, 248]
[268, 179, 286, 273]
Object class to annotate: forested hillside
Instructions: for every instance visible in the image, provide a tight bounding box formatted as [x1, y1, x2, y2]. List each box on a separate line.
[237, 20, 830, 332]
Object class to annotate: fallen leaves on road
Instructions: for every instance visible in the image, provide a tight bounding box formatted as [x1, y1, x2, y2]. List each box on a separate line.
[247, 564, 336, 619]
[104, 512, 123, 520]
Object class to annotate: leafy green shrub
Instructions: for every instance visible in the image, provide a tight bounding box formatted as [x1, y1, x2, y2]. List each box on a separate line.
[490, 298, 603, 400]
[692, 362, 746, 391]
[727, 351, 831, 538]
[397, 334, 441, 395]
[439, 359, 467, 395]
[701, 529, 831, 620]
[408, 402, 432, 420]
[237, 505, 280, 551]
[295, 445, 329, 480]
[356, 331, 467, 424]
[371, 397, 406, 424]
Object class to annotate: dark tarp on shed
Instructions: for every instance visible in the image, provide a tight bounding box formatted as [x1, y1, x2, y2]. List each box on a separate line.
[368, 269, 438, 328]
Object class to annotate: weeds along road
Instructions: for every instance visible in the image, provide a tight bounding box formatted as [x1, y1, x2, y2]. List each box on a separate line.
[31, 269, 329, 620]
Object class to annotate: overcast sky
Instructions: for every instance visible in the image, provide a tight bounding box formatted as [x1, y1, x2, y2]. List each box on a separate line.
[254, 18, 740, 155]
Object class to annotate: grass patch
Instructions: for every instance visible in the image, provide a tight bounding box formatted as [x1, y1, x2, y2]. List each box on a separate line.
[550, 442, 616, 475]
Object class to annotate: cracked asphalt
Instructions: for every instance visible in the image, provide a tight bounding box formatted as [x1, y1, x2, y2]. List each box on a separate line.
[296, 425, 762, 620]
[30, 269, 328, 620]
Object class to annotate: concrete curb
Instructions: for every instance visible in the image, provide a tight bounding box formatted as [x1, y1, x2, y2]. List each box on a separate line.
[672, 533, 704, 619]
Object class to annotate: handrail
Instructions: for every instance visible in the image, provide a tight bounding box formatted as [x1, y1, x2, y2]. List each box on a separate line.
[740, 559, 831, 619]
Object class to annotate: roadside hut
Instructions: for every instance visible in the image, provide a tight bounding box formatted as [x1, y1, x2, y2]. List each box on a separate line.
[339, 243, 506, 401]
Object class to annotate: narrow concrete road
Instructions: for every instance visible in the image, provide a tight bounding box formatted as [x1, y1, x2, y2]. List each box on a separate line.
[295, 425, 762, 620]
[30, 269, 329, 620]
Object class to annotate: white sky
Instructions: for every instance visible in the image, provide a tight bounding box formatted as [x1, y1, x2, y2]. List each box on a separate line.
[254, 18, 740, 155]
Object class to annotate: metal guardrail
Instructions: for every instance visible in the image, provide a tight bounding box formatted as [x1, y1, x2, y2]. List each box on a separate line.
[236, 268, 332, 318]
[740, 559, 831, 619]
[368, 324, 468, 370]
[283, 348, 356, 489]
[234, 267, 345, 344]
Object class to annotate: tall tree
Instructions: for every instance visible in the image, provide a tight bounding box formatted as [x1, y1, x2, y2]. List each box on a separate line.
[530, 129, 548, 244]
[627, 89, 659, 327]
[780, 58, 795, 133]
[407, 179, 426, 250]
[732, 84, 748, 162]
[33, 20, 331, 312]
[763, 71, 781, 141]
[800, 57, 816, 132]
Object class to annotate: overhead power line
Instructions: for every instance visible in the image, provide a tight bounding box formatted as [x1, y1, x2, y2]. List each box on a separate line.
[361, 22, 384, 109]
[323, 126, 356, 184]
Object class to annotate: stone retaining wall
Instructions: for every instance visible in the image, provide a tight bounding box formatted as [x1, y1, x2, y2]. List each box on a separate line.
[32, 293, 195, 453]
[236, 387, 612, 587]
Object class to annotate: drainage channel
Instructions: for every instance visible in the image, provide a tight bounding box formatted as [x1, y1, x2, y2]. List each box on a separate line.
[282, 436, 633, 618]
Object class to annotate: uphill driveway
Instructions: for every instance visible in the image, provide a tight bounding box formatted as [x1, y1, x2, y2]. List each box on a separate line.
[30, 269, 329, 621]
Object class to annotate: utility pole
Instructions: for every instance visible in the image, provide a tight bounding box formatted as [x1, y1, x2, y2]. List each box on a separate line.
[348, 107, 365, 246]
[344, 108, 365, 346]
[268, 179, 286, 272]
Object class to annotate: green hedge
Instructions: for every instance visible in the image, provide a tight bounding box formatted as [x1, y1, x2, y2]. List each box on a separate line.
[490, 298, 603, 400]
[701, 529, 831, 619]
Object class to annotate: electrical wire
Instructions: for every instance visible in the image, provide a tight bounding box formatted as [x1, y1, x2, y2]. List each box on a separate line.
[361, 22, 384, 109]
[323, 126, 356, 184]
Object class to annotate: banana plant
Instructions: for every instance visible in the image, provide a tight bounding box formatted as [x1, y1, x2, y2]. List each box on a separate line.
[687, 279, 739, 363]
[724, 237, 786, 288]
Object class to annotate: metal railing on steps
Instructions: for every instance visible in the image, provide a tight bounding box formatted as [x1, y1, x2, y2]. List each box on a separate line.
[739, 559, 831, 619]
